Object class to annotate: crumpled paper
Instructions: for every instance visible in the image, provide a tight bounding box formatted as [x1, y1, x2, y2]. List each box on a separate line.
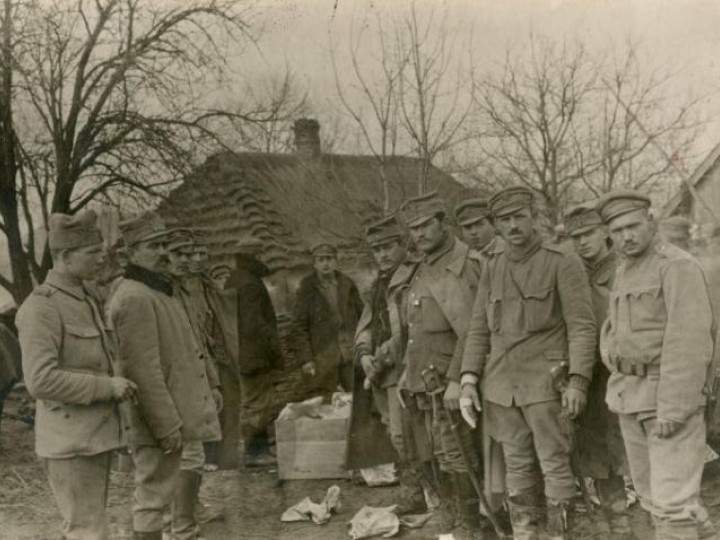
[278, 392, 351, 421]
[359, 463, 397, 487]
[348, 505, 433, 539]
[280, 485, 342, 525]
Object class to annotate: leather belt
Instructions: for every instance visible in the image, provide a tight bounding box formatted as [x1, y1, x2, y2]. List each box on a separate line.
[615, 357, 660, 377]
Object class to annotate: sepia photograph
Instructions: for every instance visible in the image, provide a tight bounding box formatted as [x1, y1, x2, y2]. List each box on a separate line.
[0, 0, 720, 539]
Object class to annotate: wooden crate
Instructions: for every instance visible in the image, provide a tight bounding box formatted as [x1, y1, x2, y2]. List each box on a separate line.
[275, 416, 349, 480]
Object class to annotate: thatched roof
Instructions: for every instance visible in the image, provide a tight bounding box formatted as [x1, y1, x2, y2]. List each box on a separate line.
[158, 149, 469, 272]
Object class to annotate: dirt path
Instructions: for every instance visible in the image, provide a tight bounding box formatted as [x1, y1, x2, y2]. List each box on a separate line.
[2, 393, 720, 540]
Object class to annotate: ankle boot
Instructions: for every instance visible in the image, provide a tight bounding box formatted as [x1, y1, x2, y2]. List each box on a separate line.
[395, 467, 428, 515]
[507, 487, 544, 540]
[133, 532, 162, 540]
[171, 470, 201, 540]
[547, 499, 575, 540]
[437, 470, 457, 531]
[454, 472, 484, 540]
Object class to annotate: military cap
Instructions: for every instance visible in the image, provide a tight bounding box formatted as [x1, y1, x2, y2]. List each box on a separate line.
[455, 199, 491, 226]
[209, 263, 232, 279]
[365, 215, 404, 247]
[234, 236, 264, 255]
[167, 228, 194, 251]
[48, 210, 103, 250]
[564, 203, 603, 236]
[119, 211, 168, 246]
[399, 191, 446, 228]
[489, 186, 535, 218]
[310, 242, 337, 257]
[596, 190, 651, 224]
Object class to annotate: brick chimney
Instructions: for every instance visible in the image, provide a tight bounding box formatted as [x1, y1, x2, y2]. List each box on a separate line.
[293, 118, 321, 159]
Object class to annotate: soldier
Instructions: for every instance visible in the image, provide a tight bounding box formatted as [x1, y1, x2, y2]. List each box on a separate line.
[564, 204, 634, 539]
[459, 186, 597, 540]
[293, 242, 363, 398]
[108, 212, 222, 540]
[209, 263, 232, 290]
[17, 211, 138, 540]
[455, 198, 500, 258]
[165, 228, 224, 538]
[397, 191, 486, 540]
[224, 237, 283, 468]
[354, 215, 429, 514]
[597, 191, 714, 540]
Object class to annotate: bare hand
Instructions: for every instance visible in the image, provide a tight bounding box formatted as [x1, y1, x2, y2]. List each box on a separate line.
[653, 418, 682, 439]
[159, 429, 182, 454]
[301, 362, 316, 377]
[562, 388, 587, 419]
[212, 389, 223, 413]
[110, 377, 138, 404]
[360, 355, 376, 380]
[443, 381, 461, 410]
[459, 384, 482, 429]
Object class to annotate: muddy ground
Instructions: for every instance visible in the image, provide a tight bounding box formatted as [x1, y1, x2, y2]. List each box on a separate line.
[2, 391, 720, 540]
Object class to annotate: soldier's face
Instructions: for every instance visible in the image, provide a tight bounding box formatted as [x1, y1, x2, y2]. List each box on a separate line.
[409, 217, 445, 254]
[608, 209, 655, 258]
[314, 255, 337, 277]
[570, 226, 609, 262]
[129, 238, 170, 273]
[371, 239, 406, 272]
[168, 249, 192, 277]
[65, 243, 106, 281]
[495, 207, 535, 247]
[190, 247, 209, 274]
[460, 219, 495, 250]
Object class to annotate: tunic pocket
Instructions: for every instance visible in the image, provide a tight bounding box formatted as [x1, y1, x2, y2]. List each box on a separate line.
[63, 324, 104, 371]
[523, 287, 558, 332]
[626, 286, 665, 331]
[421, 297, 452, 333]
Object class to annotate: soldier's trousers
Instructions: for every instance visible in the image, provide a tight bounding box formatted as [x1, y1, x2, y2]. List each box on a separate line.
[619, 409, 708, 533]
[132, 445, 182, 532]
[205, 363, 241, 469]
[45, 451, 112, 540]
[485, 399, 575, 500]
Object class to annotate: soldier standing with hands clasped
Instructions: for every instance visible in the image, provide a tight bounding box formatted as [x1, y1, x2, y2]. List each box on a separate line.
[597, 191, 715, 540]
[17, 211, 137, 540]
[460, 186, 597, 540]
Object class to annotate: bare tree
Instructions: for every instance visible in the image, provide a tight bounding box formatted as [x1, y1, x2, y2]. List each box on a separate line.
[0, 0, 256, 302]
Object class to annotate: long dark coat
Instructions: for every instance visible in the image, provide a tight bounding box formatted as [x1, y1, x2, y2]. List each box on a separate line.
[292, 270, 363, 394]
[223, 254, 282, 376]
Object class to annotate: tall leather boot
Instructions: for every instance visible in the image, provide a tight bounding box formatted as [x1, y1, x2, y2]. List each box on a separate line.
[546, 499, 575, 540]
[395, 466, 428, 515]
[507, 486, 545, 540]
[597, 476, 638, 540]
[437, 470, 458, 531]
[454, 472, 484, 540]
[133, 532, 162, 540]
[171, 470, 201, 540]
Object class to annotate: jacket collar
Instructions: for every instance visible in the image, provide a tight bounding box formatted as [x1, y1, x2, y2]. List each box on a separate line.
[44, 269, 86, 300]
[424, 235, 471, 277]
[124, 263, 174, 296]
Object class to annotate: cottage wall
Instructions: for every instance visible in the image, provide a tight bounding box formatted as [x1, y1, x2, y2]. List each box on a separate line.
[694, 166, 720, 225]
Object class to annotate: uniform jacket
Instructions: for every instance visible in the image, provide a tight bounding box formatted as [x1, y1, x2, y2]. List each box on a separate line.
[293, 270, 363, 387]
[224, 255, 282, 376]
[401, 235, 482, 392]
[108, 265, 221, 446]
[355, 258, 420, 389]
[600, 238, 713, 423]
[17, 270, 123, 458]
[461, 236, 597, 407]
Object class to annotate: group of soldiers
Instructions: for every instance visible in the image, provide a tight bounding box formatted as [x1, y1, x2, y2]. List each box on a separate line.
[350, 186, 716, 540]
[13, 183, 719, 540]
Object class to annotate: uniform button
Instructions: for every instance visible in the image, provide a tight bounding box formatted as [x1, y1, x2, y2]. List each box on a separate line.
[408, 339, 414, 344]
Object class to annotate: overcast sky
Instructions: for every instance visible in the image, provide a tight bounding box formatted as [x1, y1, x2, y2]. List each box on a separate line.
[234, 0, 720, 159]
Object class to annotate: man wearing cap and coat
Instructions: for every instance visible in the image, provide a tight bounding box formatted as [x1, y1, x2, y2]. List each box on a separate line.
[455, 198, 502, 262]
[108, 212, 221, 540]
[564, 204, 633, 539]
[397, 191, 488, 540]
[223, 237, 282, 467]
[17, 210, 138, 540]
[352, 215, 431, 515]
[293, 242, 363, 398]
[459, 186, 597, 540]
[597, 190, 714, 540]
